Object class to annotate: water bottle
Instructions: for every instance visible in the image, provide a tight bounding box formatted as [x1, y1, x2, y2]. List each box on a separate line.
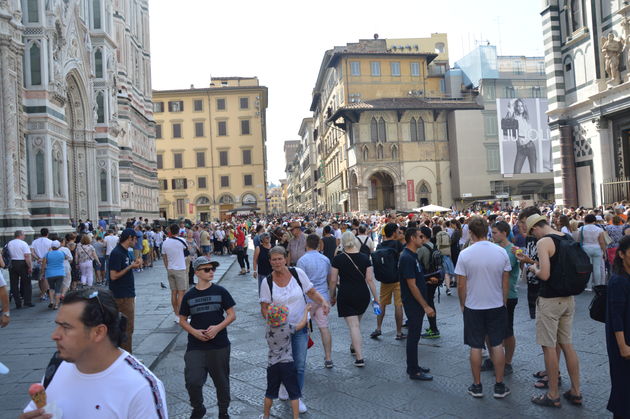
[372, 300, 382, 316]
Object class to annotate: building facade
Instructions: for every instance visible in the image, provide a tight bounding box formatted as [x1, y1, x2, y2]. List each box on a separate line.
[283, 140, 300, 212]
[309, 34, 480, 213]
[295, 118, 318, 211]
[0, 0, 156, 239]
[447, 45, 554, 207]
[154, 77, 268, 221]
[541, 0, 630, 207]
[267, 185, 284, 214]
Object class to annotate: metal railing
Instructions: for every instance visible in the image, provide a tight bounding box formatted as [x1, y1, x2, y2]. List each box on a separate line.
[601, 178, 630, 204]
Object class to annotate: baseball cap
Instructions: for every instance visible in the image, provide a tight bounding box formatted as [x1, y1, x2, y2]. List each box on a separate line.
[192, 256, 219, 271]
[119, 228, 136, 242]
[51, 240, 61, 249]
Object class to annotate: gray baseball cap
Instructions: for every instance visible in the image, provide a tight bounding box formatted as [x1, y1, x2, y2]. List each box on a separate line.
[192, 256, 219, 271]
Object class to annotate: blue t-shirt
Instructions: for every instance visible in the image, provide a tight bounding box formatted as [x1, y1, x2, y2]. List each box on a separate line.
[44, 250, 66, 278]
[108, 244, 135, 298]
[399, 247, 427, 306]
[133, 230, 144, 250]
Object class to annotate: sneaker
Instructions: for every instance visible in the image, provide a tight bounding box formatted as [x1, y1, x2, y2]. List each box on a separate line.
[446, 289, 452, 296]
[354, 359, 365, 367]
[504, 363, 513, 375]
[468, 383, 483, 398]
[324, 360, 334, 368]
[278, 384, 289, 401]
[298, 399, 307, 413]
[480, 358, 494, 372]
[421, 329, 440, 339]
[493, 382, 511, 398]
[190, 406, 206, 419]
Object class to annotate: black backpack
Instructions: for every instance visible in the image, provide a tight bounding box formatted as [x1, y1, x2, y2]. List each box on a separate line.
[267, 267, 303, 298]
[546, 234, 592, 296]
[358, 236, 371, 255]
[422, 243, 443, 276]
[2, 243, 11, 270]
[371, 245, 399, 284]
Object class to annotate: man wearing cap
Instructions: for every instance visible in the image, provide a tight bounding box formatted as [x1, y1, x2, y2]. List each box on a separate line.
[179, 256, 236, 419]
[521, 213, 582, 408]
[287, 222, 306, 267]
[108, 228, 143, 353]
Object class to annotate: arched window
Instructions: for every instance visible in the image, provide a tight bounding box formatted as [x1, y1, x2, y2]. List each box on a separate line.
[571, 0, 583, 32]
[378, 117, 387, 141]
[362, 146, 369, 161]
[196, 196, 210, 205]
[219, 194, 233, 204]
[391, 145, 398, 160]
[417, 118, 425, 141]
[100, 170, 108, 202]
[376, 144, 384, 160]
[96, 91, 104, 123]
[95, 49, 103, 78]
[30, 43, 41, 86]
[370, 117, 378, 142]
[35, 150, 45, 194]
[93, 0, 101, 29]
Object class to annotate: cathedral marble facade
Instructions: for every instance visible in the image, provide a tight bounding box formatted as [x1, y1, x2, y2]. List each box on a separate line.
[0, 0, 156, 240]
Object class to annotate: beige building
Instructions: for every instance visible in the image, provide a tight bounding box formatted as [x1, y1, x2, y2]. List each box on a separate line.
[309, 34, 480, 213]
[268, 185, 284, 214]
[154, 77, 268, 221]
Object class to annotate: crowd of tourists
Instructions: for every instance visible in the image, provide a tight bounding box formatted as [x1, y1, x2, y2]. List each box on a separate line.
[3, 202, 630, 419]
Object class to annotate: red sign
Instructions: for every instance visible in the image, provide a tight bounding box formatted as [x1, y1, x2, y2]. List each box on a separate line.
[188, 203, 194, 214]
[407, 180, 415, 202]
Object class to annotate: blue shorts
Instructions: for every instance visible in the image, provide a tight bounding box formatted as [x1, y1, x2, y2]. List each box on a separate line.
[265, 361, 301, 400]
[201, 245, 211, 254]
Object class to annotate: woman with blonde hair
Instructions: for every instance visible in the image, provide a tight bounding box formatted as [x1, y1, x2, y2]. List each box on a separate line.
[76, 234, 100, 287]
[330, 231, 379, 366]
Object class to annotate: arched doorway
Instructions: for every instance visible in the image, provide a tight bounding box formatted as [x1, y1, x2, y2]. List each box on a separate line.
[417, 181, 431, 207]
[368, 172, 395, 211]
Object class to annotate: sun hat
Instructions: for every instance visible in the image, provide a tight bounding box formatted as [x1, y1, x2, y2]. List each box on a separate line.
[525, 214, 547, 233]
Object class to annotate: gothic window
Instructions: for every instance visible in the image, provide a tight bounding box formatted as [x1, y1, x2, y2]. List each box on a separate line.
[27, 0, 39, 23]
[30, 42, 41, 86]
[96, 91, 105, 123]
[111, 168, 118, 204]
[378, 117, 387, 141]
[35, 150, 45, 194]
[370, 117, 378, 142]
[95, 49, 103, 78]
[53, 147, 63, 197]
[376, 144, 384, 160]
[92, 0, 101, 29]
[100, 170, 107, 202]
[411, 117, 426, 141]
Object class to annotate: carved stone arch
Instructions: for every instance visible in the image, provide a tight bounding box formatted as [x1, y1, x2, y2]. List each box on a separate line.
[218, 193, 235, 204]
[416, 180, 432, 206]
[195, 195, 211, 205]
[241, 192, 258, 206]
[362, 165, 401, 186]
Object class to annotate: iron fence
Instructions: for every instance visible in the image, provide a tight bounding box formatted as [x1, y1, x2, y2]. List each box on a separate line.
[601, 178, 630, 205]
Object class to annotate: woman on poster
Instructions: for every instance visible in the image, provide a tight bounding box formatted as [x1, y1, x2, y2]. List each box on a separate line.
[503, 98, 538, 174]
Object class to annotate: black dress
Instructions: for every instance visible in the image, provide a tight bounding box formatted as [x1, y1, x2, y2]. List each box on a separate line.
[332, 252, 371, 317]
[606, 272, 630, 418]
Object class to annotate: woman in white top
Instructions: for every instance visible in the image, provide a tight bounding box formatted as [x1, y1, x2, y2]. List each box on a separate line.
[579, 214, 607, 288]
[259, 246, 330, 413]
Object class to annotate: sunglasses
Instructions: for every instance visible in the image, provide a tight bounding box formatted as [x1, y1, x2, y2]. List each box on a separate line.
[87, 291, 106, 320]
[197, 267, 216, 273]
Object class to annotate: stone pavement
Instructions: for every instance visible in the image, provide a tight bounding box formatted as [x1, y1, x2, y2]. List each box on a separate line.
[0, 253, 237, 419]
[156, 267, 612, 419]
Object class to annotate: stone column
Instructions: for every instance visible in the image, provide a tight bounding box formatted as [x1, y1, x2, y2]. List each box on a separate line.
[559, 125, 578, 208]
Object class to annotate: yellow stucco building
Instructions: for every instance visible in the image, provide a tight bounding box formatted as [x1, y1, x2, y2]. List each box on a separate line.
[153, 77, 268, 221]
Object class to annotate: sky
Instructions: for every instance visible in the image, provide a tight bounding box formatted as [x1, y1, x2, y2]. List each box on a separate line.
[149, 0, 545, 185]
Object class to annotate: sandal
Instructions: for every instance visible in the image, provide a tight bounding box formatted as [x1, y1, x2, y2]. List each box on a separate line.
[370, 329, 382, 339]
[563, 390, 583, 406]
[395, 333, 407, 340]
[534, 375, 561, 389]
[533, 370, 547, 379]
[531, 393, 561, 408]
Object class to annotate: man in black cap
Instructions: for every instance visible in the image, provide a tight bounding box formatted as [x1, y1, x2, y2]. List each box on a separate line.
[108, 228, 142, 353]
[179, 256, 235, 419]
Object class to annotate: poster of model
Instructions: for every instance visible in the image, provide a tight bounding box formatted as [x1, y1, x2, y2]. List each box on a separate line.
[496, 98, 552, 175]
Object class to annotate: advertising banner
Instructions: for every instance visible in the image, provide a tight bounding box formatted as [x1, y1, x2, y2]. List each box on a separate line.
[496, 98, 552, 175]
[407, 180, 415, 202]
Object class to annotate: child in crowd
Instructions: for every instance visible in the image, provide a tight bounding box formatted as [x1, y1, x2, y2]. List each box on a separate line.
[261, 303, 310, 419]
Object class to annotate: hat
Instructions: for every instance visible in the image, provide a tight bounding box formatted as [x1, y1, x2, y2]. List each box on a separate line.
[51, 240, 61, 249]
[525, 214, 547, 233]
[119, 228, 136, 242]
[192, 256, 219, 271]
[266, 303, 288, 327]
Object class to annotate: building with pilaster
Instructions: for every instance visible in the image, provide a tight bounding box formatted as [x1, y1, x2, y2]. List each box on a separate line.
[541, 0, 630, 207]
[0, 0, 156, 240]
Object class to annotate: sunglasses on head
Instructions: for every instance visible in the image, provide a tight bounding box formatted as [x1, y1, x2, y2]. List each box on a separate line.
[87, 290, 106, 320]
[198, 267, 216, 273]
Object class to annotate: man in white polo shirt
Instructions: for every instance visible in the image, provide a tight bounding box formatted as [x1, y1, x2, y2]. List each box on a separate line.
[161, 224, 189, 322]
[7, 230, 34, 309]
[31, 228, 52, 303]
[455, 216, 511, 399]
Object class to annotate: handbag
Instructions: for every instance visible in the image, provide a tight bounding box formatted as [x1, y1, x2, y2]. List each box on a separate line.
[588, 284, 607, 323]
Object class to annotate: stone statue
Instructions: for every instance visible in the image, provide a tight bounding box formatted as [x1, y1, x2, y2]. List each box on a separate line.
[601, 32, 624, 85]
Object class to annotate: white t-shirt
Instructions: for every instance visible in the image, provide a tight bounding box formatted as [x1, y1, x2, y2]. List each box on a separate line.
[24, 350, 168, 419]
[454, 240, 511, 310]
[315, 227, 324, 237]
[259, 268, 314, 326]
[8, 239, 31, 260]
[333, 229, 342, 240]
[460, 224, 470, 246]
[31, 237, 52, 260]
[580, 224, 602, 246]
[161, 237, 187, 270]
[104, 235, 119, 256]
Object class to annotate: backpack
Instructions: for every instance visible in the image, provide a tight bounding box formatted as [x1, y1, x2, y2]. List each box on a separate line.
[422, 243, 443, 275]
[371, 245, 399, 284]
[358, 236, 371, 255]
[546, 234, 592, 296]
[267, 267, 303, 299]
[2, 243, 11, 270]
[436, 231, 450, 251]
